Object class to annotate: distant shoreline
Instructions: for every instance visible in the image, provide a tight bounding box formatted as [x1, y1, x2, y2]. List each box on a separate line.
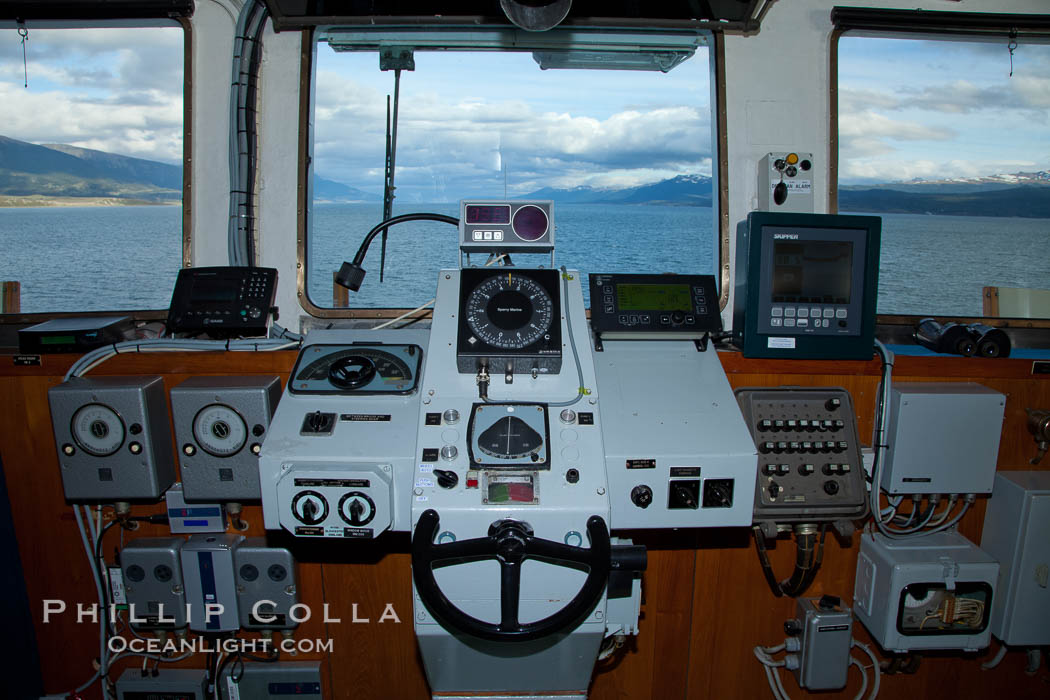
[0, 195, 179, 208]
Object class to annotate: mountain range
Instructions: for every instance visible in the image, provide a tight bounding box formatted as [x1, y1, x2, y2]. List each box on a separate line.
[1, 135, 1047, 217]
[0, 135, 375, 204]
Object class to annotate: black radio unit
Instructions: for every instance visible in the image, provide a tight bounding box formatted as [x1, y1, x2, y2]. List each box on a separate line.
[588, 273, 721, 340]
[166, 266, 277, 337]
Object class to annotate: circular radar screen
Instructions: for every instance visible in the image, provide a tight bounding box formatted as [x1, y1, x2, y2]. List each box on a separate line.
[512, 204, 549, 241]
[465, 273, 554, 350]
[71, 403, 125, 456]
[193, 404, 248, 457]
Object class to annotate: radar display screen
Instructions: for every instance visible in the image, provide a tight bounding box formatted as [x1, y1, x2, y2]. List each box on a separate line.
[771, 239, 853, 304]
[616, 283, 692, 312]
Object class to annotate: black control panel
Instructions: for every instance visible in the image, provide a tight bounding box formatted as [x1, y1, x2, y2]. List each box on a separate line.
[735, 387, 869, 525]
[166, 266, 277, 337]
[588, 273, 721, 338]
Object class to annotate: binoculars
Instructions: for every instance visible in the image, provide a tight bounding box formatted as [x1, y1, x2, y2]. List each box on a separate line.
[914, 318, 1011, 358]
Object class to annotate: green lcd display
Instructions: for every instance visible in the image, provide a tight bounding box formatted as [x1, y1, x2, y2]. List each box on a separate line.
[41, 335, 77, 345]
[616, 284, 692, 312]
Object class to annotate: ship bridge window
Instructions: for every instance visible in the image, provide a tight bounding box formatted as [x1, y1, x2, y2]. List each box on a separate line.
[835, 34, 1050, 318]
[0, 24, 185, 316]
[304, 29, 716, 313]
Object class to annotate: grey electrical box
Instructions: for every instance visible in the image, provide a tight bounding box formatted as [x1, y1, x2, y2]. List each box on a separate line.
[788, 596, 853, 691]
[758, 152, 814, 213]
[49, 376, 176, 501]
[853, 529, 998, 653]
[980, 470, 1050, 646]
[116, 667, 208, 699]
[165, 483, 227, 534]
[880, 383, 1005, 495]
[122, 537, 188, 631]
[171, 375, 281, 502]
[234, 537, 299, 630]
[181, 534, 243, 633]
[218, 661, 323, 700]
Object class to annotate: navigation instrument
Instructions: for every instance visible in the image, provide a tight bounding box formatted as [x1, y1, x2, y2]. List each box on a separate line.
[457, 268, 562, 374]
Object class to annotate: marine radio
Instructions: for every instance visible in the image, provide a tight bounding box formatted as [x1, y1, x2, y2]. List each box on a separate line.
[166, 266, 277, 337]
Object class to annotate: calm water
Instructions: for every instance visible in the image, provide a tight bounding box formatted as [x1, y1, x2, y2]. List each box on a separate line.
[1, 203, 1048, 317]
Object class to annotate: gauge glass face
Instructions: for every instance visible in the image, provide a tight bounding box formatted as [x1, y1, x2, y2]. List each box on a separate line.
[512, 205, 549, 241]
[477, 415, 544, 459]
[465, 273, 553, 349]
[71, 403, 126, 456]
[192, 403, 248, 457]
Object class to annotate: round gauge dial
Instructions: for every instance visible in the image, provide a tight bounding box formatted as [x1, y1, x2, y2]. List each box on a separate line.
[71, 403, 126, 456]
[192, 403, 247, 457]
[464, 273, 554, 350]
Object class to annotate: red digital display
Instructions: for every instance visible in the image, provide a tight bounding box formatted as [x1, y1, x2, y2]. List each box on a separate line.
[465, 205, 511, 225]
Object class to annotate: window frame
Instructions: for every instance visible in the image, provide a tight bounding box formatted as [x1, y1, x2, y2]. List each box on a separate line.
[295, 25, 729, 318]
[829, 10, 1050, 328]
[0, 17, 192, 323]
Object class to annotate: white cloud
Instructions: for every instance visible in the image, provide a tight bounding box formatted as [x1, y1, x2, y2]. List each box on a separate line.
[0, 26, 183, 163]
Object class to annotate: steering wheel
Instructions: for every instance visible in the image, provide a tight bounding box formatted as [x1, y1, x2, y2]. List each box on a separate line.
[328, 354, 377, 390]
[411, 508, 611, 643]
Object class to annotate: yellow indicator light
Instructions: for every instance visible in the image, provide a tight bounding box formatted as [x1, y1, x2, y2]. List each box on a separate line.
[786, 152, 799, 165]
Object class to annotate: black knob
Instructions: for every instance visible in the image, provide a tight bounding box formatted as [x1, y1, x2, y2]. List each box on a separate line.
[566, 468, 580, 484]
[767, 482, 781, 499]
[671, 311, 685, 324]
[434, 469, 459, 489]
[631, 485, 653, 509]
[825, 397, 842, 411]
[784, 619, 802, 636]
[824, 480, 839, 495]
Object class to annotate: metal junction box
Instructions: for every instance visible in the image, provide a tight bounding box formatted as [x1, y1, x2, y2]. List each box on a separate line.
[980, 470, 1050, 646]
[218, 661, 323, 700]
[49, 376, 176, 501]
[790, 597, 853, 691]
[233, 537, 299, 630]
[122, 537, 188, 631]
[171, 375, 282, 502]
[853, 529, 998, 653]
[181, 534, 243, 633]
[116, 667, 208, 699]
[880, 383, 1005, 495]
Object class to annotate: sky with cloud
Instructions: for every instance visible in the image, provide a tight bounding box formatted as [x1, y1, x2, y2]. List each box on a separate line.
[0, 26, 1047, 192]
[312, 47, 713, 201]
[838, 36, 1049, 184]
[0, 26, 183, 163]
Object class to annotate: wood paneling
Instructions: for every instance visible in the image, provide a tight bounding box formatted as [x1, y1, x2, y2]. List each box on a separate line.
[2, 350, 1048, 698]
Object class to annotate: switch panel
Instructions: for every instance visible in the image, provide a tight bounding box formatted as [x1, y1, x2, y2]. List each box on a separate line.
[122, 537, 187, 631]
[276, 463, 393, 539]
[234, 537, 299, 630]
[736, 387, 868, 526]
[181, 534, 243, 633]
[49, 376, 175, 501]
[171, 375, 282, 502]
